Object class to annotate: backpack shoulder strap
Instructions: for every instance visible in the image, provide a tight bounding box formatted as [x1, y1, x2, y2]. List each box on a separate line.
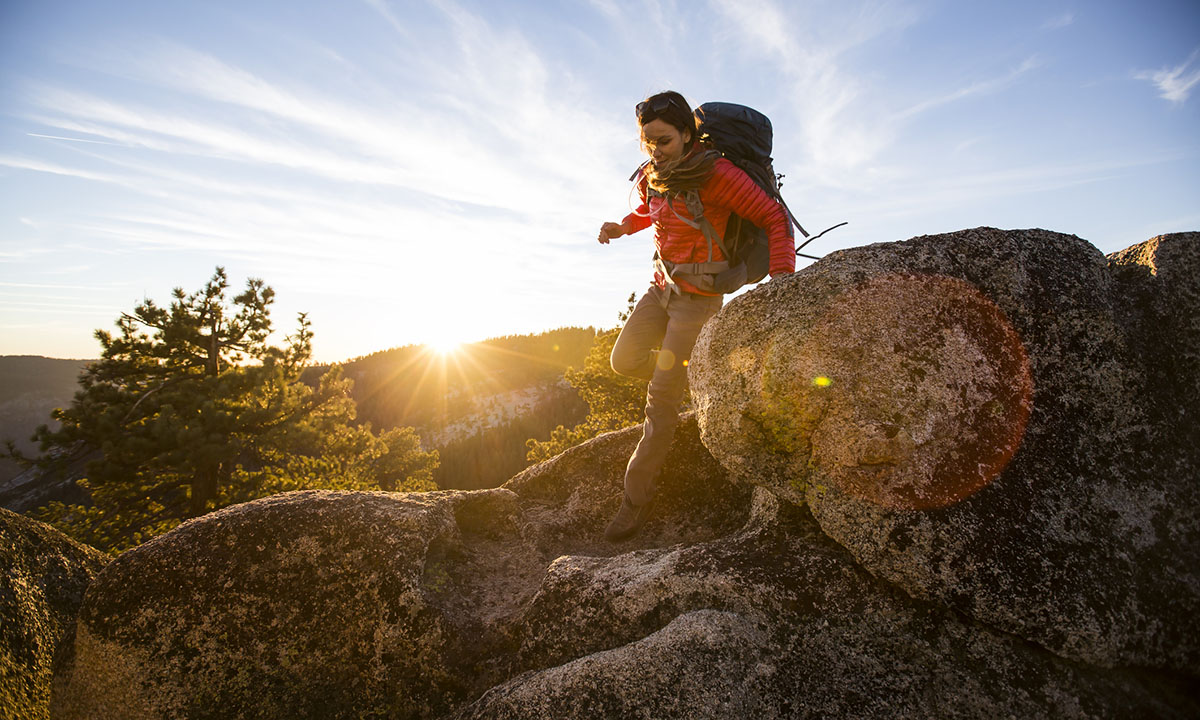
[680, 190, 730, 264]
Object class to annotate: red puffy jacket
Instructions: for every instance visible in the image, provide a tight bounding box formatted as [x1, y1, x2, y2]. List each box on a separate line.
[622, 157, 794, 296]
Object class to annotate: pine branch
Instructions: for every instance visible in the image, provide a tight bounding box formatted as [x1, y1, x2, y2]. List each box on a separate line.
[121, 376, 193, 423]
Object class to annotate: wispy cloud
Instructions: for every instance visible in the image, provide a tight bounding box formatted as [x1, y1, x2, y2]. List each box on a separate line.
[709, 0, 1044, 192]
[0, 281, 113, 291]
[710, 0, 917, 175]
[584, 0, 622, 21]
[894, 56, 1043, 121]
[30, 87, 411, 186]
[84, 31, 627, 220]
[1041, 12, 1075, 31]
[0, 300, 115, 314]
[0, 154, 133, 187]
[1135, 49, 1200, 104]
[360, 0, 412, 38]
[27, 132, 124, 146]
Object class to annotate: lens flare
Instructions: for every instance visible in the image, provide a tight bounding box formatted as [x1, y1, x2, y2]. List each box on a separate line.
[781, 273, 1032, 510]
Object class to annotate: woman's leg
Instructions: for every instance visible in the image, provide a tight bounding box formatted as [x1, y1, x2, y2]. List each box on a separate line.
[610, 287, 670, 381]
[621, 291, 723, 506]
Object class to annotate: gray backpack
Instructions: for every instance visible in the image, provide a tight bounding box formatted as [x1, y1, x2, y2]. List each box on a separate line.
[637, 102, 842, 293]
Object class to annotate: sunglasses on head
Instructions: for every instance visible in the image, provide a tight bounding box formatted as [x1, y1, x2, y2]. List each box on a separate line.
[636, 95, 689, 122]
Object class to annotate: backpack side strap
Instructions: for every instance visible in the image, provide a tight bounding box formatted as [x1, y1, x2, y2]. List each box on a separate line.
[777, 195, 809, 238]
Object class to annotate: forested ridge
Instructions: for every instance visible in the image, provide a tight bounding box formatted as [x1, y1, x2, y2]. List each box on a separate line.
[319, 327, 598, 490]
[2, 329, 609, 498]
[329, 327, 595, 431]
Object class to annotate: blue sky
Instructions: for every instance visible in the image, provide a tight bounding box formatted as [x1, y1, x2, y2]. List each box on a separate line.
[1, 0, 1197, 362]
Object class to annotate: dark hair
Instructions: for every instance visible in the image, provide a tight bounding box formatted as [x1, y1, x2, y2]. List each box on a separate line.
[636, 91, 697, 150]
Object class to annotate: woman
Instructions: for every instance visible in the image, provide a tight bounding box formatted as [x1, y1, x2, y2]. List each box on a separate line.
[598, 90, 795, 542]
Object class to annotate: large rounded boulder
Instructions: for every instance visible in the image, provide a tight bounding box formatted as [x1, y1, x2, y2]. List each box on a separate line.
[689, 228, 1200, 671]
[50, 488, 535, 719]
[1, 507, 108, 720]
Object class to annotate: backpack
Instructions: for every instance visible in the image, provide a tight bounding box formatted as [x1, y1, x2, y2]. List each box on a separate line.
[633, 102, 840, 294]
[694, 102, 808, 292]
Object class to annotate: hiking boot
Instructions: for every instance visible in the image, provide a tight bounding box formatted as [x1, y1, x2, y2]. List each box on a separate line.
[604, 493, 655, 543]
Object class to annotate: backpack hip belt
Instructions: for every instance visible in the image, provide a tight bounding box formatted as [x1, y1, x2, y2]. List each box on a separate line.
[654, 253, 729, 295]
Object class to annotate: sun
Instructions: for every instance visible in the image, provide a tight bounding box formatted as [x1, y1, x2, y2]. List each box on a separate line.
[424, 334, 463, 356]
[419, 318, 478, 357]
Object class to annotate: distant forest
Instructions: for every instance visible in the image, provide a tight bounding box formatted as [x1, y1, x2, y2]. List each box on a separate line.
[0, 356, 92, 405]
[330, 327, 594, 428]
[433, 385, 587, 489]
[310, 327, 597, 489]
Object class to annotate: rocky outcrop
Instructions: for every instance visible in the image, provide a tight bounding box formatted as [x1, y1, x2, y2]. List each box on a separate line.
[690, 228, 1200, 673]
[50, 416, 751, 719]
[1107, 233, 1200, 477]
[48, 229, 1199, 718]
[1, 507, 108, 720]
[50, 420, 1198, 719]
[455, 488, 1195, 720]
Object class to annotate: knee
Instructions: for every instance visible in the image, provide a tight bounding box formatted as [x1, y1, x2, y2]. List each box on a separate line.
[610, 345, 639, 378]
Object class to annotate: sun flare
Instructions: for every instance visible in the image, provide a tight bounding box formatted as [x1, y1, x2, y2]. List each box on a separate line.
[425, 335, 463, 356]
[426, 340, 461, 356]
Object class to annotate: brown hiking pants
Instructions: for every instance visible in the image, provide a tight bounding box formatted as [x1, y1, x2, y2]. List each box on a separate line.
[610, 285, 723, 506]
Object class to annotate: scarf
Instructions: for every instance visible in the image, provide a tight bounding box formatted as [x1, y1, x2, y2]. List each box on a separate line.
[645, 146, 720, 194]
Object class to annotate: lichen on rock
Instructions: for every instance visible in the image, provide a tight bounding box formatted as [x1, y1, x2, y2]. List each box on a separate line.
[1, 507, 108, 720]
[690, 227, 1200, 672]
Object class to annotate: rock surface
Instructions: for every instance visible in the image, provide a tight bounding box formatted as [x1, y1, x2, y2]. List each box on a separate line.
[1, 507, 109, 720]
[48, 229, 1200, 718]
[690, 228, 1200, 672]
[1107, 233, 1200, 480]
[454, 488, 1196, 720]
[50, 416, 751, 719]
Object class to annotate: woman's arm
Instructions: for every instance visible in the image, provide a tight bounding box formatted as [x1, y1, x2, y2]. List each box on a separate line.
[622, 176, 655, 235]
[597, 220, 631, 244]
[598, 177, 654, 244]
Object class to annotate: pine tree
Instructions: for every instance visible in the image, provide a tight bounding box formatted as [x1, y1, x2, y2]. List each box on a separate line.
[27, 267, 437, 552]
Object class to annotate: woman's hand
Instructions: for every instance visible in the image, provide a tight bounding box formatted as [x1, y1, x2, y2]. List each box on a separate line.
[597, 221, 627, 245]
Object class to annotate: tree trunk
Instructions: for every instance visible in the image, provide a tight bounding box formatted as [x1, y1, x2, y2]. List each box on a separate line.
[207, 324, 220, 376]
[190, 465, 219, 517]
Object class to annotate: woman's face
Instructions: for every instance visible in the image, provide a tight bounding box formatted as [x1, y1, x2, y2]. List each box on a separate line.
[640, 118, 690, 168]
